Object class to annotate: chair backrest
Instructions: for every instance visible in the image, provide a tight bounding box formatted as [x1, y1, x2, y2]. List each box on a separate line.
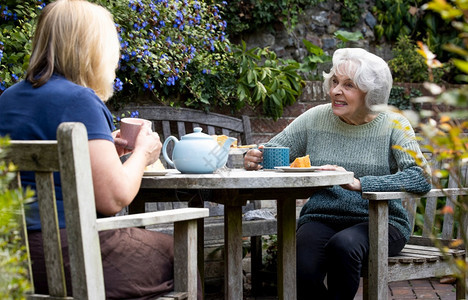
[403, 148, 468, 240]
[7, 122, 105, 299]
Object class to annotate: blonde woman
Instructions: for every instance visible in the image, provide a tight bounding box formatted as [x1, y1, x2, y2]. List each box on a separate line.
[0, 1, 198, 299]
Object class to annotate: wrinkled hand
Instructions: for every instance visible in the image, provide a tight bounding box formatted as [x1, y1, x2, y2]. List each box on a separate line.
[318, 164, 361, 191]
[244, 145, 264, 170]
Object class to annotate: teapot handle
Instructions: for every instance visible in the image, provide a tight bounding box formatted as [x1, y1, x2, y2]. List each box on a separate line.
[162, 136, 178, 168]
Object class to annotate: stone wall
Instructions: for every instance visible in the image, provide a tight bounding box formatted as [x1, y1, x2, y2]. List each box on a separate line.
[239, 0, 393, 65]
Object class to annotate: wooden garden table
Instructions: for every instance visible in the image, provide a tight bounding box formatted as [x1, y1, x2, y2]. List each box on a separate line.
[136, 168, 354, 300]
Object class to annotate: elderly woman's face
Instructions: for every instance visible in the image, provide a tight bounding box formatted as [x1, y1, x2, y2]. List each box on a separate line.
[329, 73, 370, 125]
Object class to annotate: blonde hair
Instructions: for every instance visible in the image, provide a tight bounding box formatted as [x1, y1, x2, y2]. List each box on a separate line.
[323, 48, 392, 110]
[26, 0, 120, 101]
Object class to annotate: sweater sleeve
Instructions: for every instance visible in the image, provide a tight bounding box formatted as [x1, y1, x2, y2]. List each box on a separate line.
[360, 115, 432, 194]
[360, 165, 432, 194]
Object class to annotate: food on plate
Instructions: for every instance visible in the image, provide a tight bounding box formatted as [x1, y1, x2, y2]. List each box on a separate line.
[290, 155, 311, 168]
[145, 158, 165, 171]
[212, 134, 238, 148]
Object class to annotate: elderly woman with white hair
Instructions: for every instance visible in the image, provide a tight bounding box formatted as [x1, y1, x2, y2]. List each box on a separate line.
[244, 48, 431, 299]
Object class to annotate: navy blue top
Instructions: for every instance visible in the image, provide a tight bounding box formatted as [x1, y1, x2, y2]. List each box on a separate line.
[0, 75, 115, 230]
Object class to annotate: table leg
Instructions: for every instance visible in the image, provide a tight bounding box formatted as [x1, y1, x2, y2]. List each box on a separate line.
[224, 204, 243, 300]
[277, 198, 297, 300]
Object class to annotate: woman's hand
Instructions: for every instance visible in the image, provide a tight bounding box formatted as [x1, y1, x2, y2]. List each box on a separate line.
[112, 130, 131, 156]
[318, 164, 361, 191]
[244, 145, 264, 170]
[132, 125, 162, 166]
[90, 125, 162, 216]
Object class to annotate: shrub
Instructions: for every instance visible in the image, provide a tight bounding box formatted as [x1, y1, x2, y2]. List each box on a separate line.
[0, 0, 44, 92]
[388, 35, 451, 84]
[234, 42, 304, 120]
[388, 85, 422, 111]
[101, 0, 239, 112]
[0, 0, 238, 110]
[0, 0, 308, 119]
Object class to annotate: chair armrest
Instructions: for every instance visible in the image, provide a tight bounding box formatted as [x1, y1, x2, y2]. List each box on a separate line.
[96, 207, 209, 231]
[363, 188, 468, 201]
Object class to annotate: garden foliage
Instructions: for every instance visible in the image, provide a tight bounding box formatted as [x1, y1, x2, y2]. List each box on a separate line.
[0, 0, 311, 120]
[400, 0, 468, 282]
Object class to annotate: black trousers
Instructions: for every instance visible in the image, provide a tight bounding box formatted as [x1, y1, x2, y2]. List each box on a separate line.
[296, 221, 406, 300]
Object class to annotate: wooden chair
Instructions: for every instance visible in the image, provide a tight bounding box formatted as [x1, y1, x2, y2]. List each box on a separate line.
[363, 164, 468, 299]
[6, 122, 209, 300]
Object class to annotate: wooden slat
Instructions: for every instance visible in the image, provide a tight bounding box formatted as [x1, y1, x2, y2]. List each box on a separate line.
[363, 188, 468, 200]
[441, 176, 459, 239]
[35, 172, 67, 297]
[387, 260, 456, 282]
[422, 196, 437, 237]
[157, 202, 175, 211]
[173, 221, 198, 300]
[177, 121, 186, 137]
[7, 142, 59, 171]
[368, 198, 388, 299]
[157, 291, 188, 300]
[96, 208, 209, 231]
[403, 196, 418, 234]
[162, 120, 171, 141]
[28, 295, 73, 300]
[241, 115, 253, 145]
[221, 128, 230, 136]
[207, 126, 216, 135]
[57, 123, 105, 299]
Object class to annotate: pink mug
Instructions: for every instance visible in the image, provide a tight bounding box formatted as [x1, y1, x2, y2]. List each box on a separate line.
[119, 118, 152, 149]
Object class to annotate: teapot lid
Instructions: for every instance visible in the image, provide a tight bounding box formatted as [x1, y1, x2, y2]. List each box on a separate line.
[181, 127, 211, 140]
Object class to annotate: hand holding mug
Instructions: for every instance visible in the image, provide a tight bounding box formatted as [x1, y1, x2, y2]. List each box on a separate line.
[119, 118, 152, 150]
[244, 145, 263, 170]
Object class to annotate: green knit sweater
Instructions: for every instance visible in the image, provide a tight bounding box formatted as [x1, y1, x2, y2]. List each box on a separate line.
[265, 103, 432, 241]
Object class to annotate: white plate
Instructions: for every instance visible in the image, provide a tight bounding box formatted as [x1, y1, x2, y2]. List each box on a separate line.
[274, 166, 321, 172]
[143, 170, 169, 176]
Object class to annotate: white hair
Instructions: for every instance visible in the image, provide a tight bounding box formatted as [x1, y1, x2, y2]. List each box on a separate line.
[323, 48, 393, 110]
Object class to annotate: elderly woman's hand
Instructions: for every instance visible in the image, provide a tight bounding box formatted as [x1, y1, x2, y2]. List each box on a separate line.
[244, 145, 264, 170]
[318, 164, 361, 191]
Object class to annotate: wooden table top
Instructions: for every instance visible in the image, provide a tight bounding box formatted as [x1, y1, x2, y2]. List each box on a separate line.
[141, 168, 354, 190]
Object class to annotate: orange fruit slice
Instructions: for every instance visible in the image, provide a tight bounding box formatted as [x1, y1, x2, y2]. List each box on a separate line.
[290, 155, 311, 168]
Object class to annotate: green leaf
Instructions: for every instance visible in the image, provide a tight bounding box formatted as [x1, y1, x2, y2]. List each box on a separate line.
[302, 39, 323, 55]
[334, 30, 363, 42]
[452, 58, 468, 74]
[256, 81, 267, 96]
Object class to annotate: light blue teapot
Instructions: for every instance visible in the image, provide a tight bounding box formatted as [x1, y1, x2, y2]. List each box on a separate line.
[162, 127, 237, 174]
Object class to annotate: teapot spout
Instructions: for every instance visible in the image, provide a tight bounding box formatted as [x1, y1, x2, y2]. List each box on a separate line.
[215, 137, 237, 169]
[222, 137, 237, 150]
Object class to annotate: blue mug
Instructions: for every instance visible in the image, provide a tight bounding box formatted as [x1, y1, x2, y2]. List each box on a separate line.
[262, 147, 290, 170]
